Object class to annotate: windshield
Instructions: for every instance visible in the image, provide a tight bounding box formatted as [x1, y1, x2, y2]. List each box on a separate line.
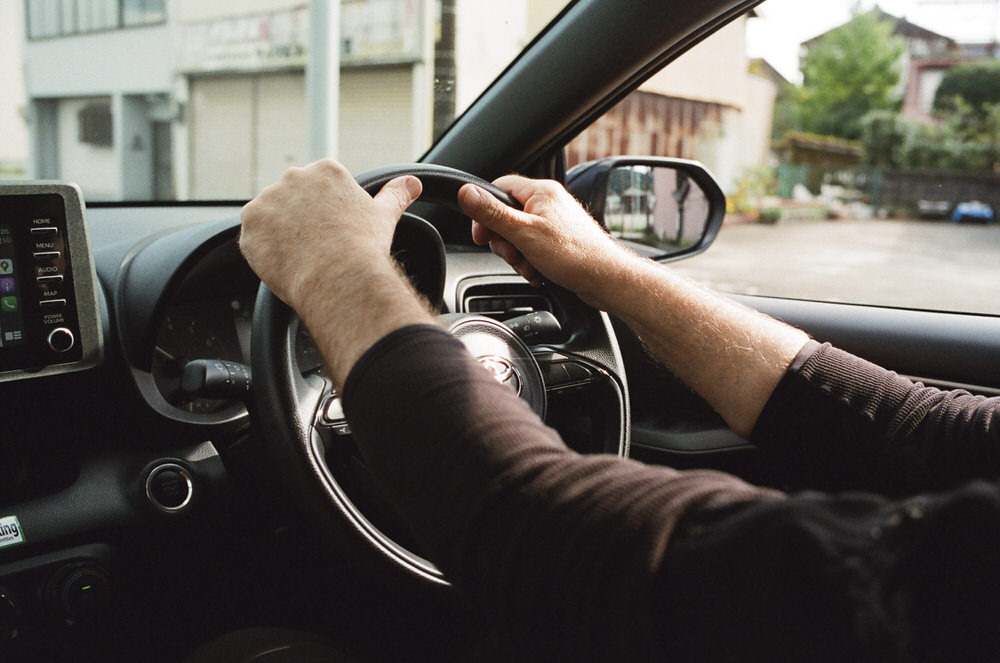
[0, 0, 569, 202]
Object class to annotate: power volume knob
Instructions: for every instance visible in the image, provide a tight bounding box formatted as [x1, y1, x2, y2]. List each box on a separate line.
[47, 327, 75, 353]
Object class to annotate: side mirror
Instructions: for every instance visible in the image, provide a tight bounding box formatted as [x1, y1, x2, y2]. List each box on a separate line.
[566, 157, 726, 261]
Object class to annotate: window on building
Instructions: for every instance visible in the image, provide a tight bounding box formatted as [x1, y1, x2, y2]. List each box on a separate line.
[78, 0, 118, 32]
[59, 0, 76, 33]
[27, 0, 60, 38]
[122, 0, 165, 27]
[78, 103, 113, 147]
[26, 0, 164, 38]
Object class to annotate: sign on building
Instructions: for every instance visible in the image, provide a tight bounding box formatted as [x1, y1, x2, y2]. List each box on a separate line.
[179, 1, 425, 74]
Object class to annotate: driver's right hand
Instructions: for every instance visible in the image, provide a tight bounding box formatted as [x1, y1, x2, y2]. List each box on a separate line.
[458, 175, 638, 311]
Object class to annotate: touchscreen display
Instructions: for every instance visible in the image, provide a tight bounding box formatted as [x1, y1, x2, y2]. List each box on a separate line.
[0, 224, 25, 348]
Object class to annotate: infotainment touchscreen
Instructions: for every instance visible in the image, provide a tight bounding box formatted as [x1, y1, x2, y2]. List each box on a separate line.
[0, 183, 102, 382]
[0, 224, 26, 348]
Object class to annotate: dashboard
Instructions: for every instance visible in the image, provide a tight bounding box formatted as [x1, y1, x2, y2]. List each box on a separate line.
[0, 198, 629, 661]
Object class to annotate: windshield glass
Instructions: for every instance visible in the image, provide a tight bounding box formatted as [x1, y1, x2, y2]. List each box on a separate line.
[0, 0, 569, 202]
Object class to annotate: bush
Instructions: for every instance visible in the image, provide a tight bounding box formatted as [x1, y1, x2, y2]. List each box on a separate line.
[759, 209, 782, 224]
[934, 61, 1000, 117]
[860, 110, 908, 168]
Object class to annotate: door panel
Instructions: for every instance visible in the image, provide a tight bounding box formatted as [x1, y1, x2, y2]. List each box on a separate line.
[734, 296, 1000, 393]
[624, 296, 1000, 477]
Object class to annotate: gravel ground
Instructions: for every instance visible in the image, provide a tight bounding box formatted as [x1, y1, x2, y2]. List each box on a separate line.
[669, 217, 1000, 316]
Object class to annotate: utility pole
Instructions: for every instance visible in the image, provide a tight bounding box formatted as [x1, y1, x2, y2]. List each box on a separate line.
[307, 0, 341, 160]
[433, 0, 457, 141]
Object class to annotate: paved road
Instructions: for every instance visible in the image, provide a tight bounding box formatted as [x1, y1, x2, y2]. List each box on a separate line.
[669, 218, 1000, 316]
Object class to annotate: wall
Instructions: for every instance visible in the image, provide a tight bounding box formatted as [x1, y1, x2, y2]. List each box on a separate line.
[454, 0, 528, 111]
[24, 25, 173, 97]
[741, 73, 778, 169]
[0, 2, 28, 174]
[640, 17, 748, 110]
[57, 98, 117, 200]
[566, 92, 727, 168]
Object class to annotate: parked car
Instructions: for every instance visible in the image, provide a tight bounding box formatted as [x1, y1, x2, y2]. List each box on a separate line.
[952, 200, 995, 224]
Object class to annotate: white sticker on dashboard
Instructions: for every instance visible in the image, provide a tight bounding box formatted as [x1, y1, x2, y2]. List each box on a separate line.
[0, 516, 25, 549]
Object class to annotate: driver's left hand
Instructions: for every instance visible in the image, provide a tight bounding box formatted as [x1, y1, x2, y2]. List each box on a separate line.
[239, 158, 422, 311]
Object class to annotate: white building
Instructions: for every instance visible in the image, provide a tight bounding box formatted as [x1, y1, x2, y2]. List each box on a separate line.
[0, 2, 29, 178]
[20, 0, 565, 201]
[23, 0, 174, 200]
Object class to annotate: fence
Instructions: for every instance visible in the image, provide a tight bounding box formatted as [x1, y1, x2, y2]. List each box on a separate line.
[777, 163, 1000, 214]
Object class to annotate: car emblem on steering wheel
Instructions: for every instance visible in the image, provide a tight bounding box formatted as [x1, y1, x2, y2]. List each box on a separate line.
[477, 355, 521, 396]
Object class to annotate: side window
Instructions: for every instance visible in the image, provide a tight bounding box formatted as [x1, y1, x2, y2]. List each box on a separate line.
[567, 2, 1000, 316]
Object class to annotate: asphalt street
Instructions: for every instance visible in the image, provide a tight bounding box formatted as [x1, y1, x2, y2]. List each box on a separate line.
[669, 218, 1000, 316]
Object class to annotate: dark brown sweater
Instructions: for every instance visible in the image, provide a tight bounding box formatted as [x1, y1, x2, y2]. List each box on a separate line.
[343, 326, 1000, 662]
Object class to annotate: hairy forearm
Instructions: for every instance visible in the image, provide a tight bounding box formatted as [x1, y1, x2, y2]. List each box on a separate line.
[593, 255, 809, 438]
[295, 256, 434, 387]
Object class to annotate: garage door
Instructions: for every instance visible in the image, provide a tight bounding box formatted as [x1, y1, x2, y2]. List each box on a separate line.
[189, 73, 307, 199]
[339, 66, 418, 173]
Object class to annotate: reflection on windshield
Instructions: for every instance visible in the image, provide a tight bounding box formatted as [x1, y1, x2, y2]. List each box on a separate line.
[0, 0, 567, 201]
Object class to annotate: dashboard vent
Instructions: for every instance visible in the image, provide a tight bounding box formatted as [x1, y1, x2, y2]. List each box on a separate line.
[461, 285, 553, 320]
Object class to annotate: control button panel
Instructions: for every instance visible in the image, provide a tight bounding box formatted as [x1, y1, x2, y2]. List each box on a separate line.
[0, 183, 102, 382]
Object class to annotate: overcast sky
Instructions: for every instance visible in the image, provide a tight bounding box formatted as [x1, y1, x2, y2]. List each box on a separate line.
[748, 0, 1000, 82]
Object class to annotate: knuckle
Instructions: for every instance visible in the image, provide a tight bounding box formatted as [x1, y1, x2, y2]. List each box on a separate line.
[282, 166, 304, 183]
[314, 158, 346, 176]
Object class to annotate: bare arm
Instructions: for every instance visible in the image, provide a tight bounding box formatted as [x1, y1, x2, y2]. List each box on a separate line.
[458, 177, 808, 438]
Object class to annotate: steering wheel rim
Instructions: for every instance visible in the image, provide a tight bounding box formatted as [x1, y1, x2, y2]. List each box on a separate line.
[250, 164, 531, 586]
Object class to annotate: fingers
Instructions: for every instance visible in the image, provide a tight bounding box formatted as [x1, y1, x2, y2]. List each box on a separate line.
[487, 238, 543, 287]
[470, 220, 499, 246]
[492, 174, 542, 203]
[458, 183, 535, 237]
[373, 176, 423, 218]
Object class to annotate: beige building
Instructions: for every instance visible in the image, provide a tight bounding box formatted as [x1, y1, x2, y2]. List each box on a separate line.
[567, 15, 782, 192]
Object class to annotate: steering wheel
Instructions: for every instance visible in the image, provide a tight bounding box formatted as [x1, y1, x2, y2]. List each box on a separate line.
[250, 164, 625, 586]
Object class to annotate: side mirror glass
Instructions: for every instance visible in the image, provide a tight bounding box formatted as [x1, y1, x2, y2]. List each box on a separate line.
[566, 157, 726, 261]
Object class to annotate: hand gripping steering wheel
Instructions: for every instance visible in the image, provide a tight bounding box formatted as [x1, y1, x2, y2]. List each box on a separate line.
[250, 164, 548, 586]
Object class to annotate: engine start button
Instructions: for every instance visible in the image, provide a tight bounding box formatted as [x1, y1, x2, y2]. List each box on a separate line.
[145, 463, 194, 513]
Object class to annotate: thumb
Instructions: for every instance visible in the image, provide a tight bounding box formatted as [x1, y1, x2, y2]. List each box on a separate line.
[373, 176, 422, 218]
[458, 184, 535, 240]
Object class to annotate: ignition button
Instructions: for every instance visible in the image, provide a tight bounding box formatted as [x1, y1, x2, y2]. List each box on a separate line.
[145, 463, 194, 513]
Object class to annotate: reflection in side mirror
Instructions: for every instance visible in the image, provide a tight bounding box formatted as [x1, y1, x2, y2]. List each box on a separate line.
[604, 165, 710, 251]
[566, 156, 726, 262]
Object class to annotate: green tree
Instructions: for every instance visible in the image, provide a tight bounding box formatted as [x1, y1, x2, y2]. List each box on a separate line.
[797, 10, 904, 141]
[933, 61, 1000, 123]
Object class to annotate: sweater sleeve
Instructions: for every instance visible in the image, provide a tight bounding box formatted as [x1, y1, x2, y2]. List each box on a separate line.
[341, 324, 779, 661]
[751, 340, 1000, 495]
